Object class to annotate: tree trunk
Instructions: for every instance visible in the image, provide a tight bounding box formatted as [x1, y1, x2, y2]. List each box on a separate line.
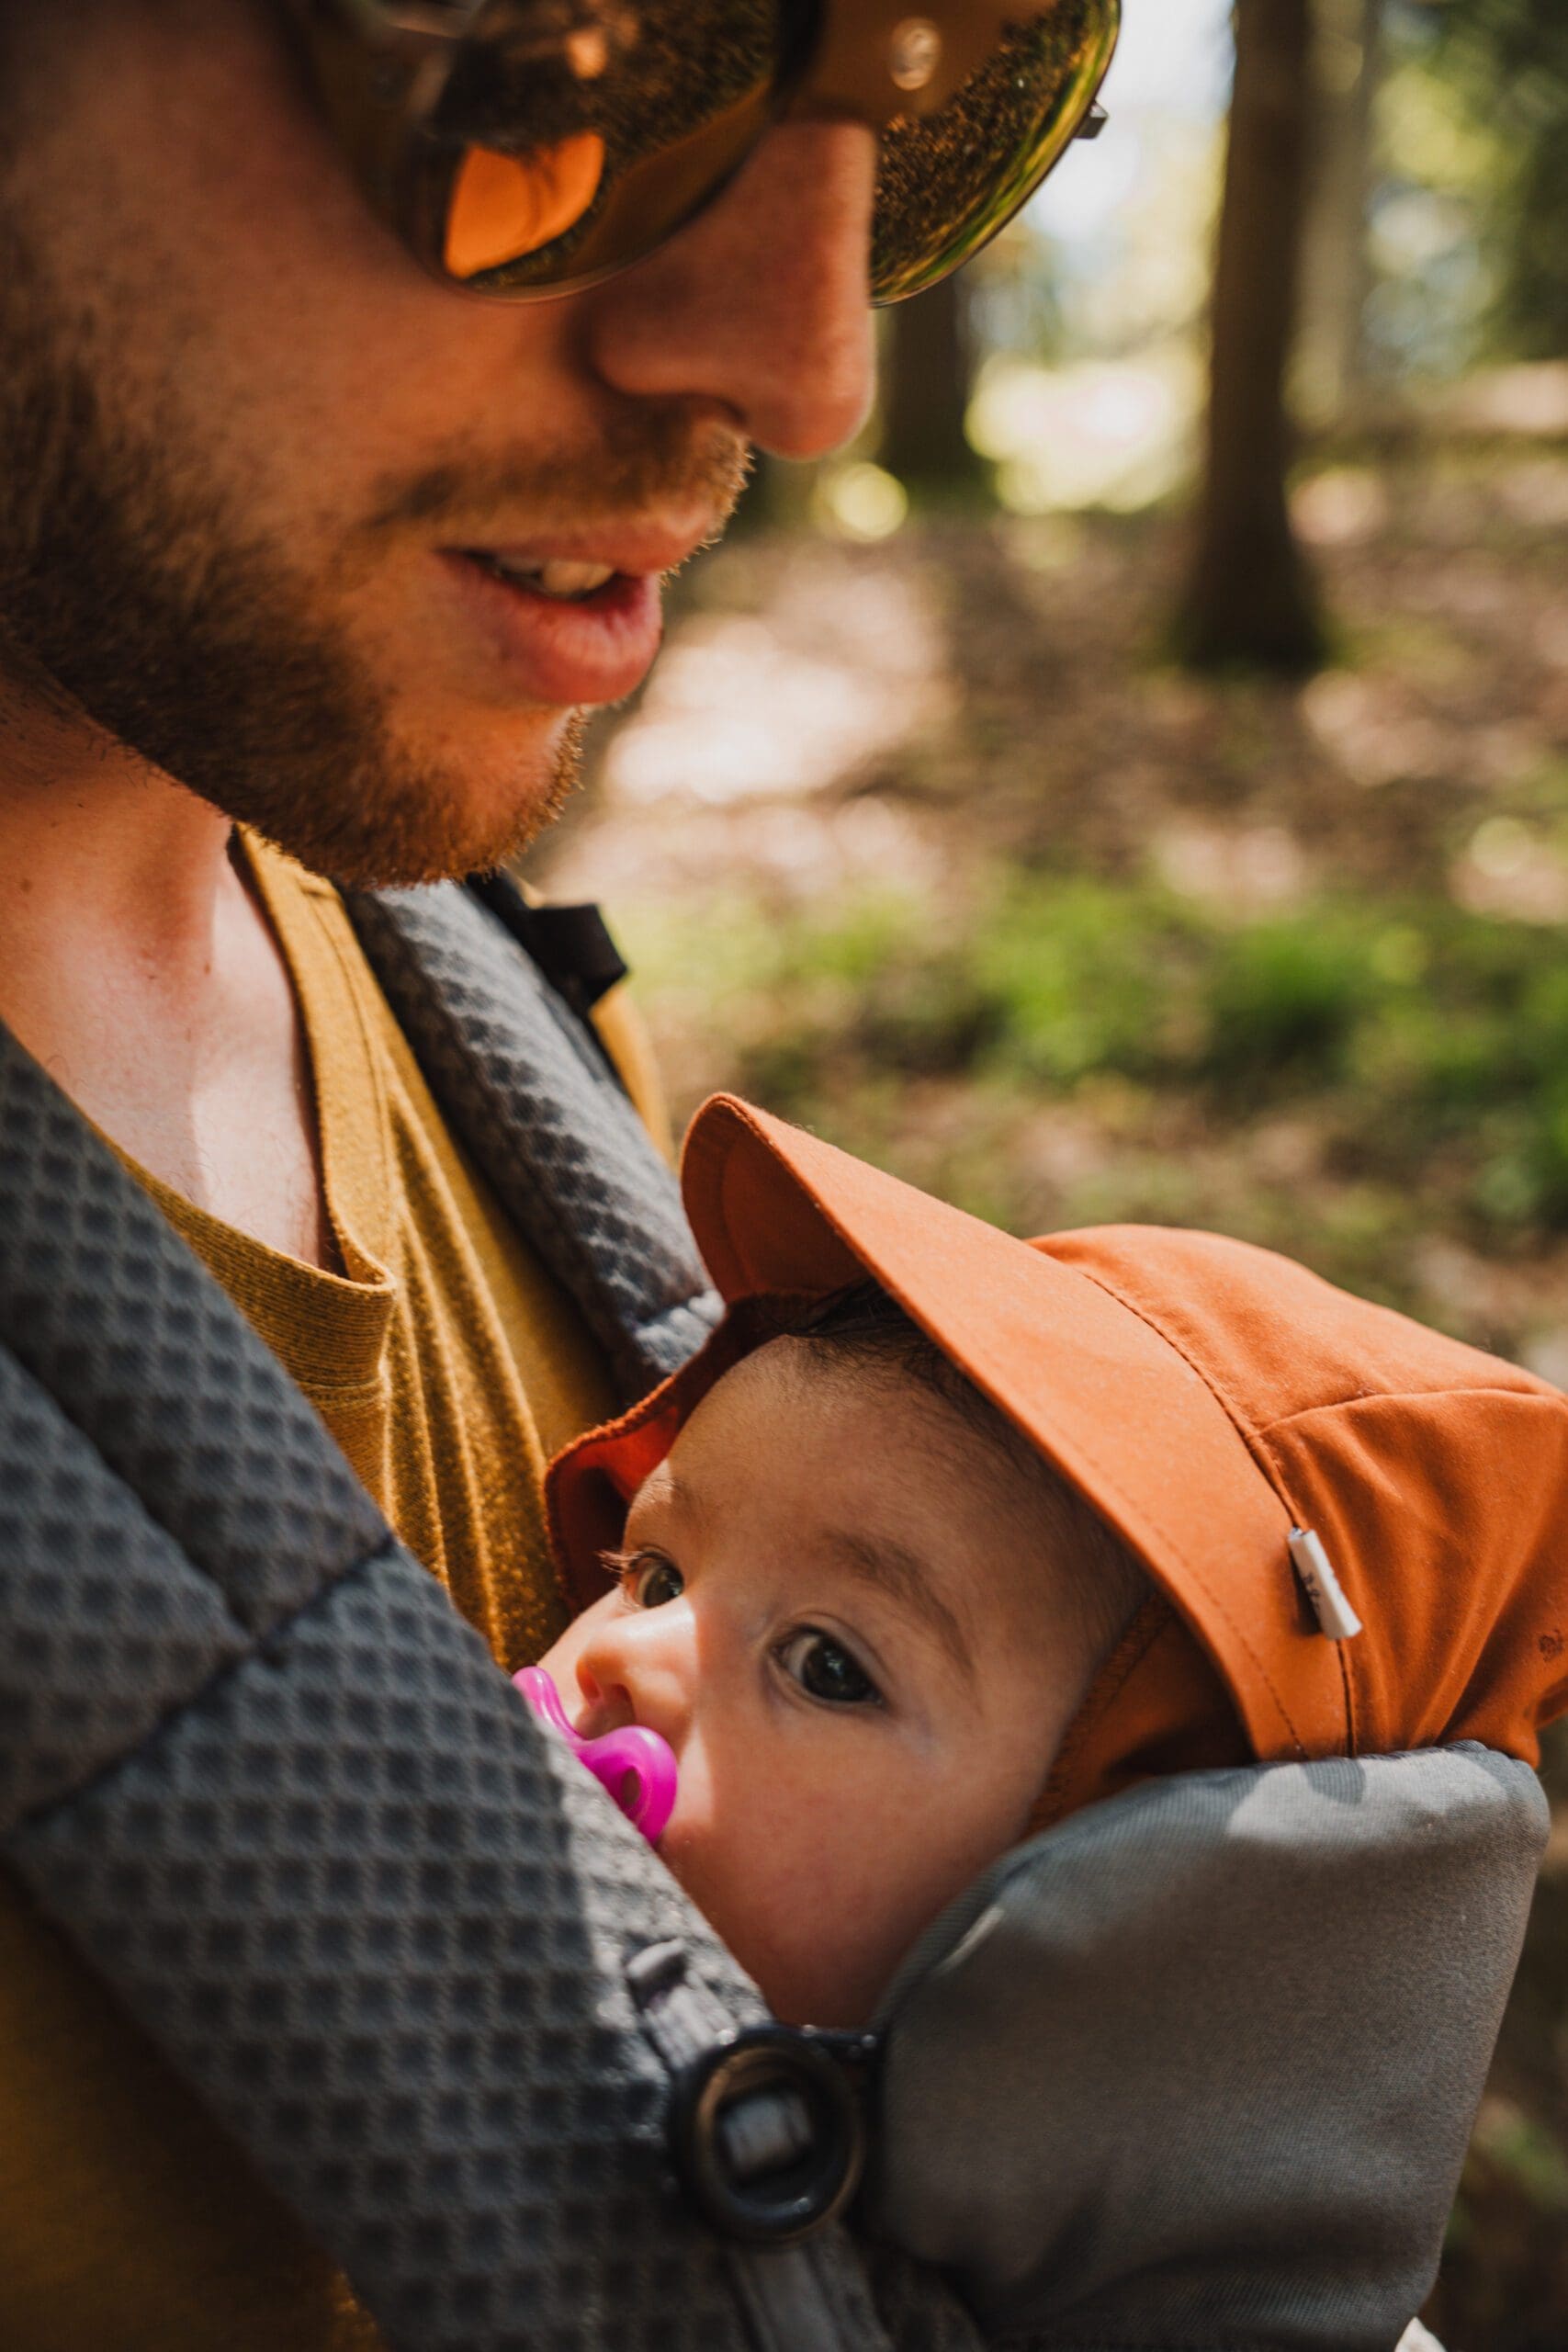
[1177, 0, 1326, 672]
[1297, 0, 1382, 431]
[880, 275, 982, 495]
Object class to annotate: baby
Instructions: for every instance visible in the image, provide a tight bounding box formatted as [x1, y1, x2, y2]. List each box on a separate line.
[541, 1277, 1148, 2026]
[538, 1093, 1568, 2029]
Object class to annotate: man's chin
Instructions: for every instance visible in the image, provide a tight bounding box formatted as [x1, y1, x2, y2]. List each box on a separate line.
[224, 709, 591, 893]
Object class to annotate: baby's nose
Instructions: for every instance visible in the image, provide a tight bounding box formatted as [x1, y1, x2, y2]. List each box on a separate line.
[573, 1607, 694, 1748]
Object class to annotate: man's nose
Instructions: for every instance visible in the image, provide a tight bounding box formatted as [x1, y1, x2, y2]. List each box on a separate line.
[584, 122, 879, 461]
[573, 1604, 695, 1747]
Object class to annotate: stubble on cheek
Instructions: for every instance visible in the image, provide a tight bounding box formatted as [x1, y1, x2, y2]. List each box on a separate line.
[0, 177, 750, 889]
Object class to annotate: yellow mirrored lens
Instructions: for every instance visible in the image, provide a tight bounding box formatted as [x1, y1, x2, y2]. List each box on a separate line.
[871, 0, 1120, 305]
[444, 132, 607, 281]
[415, 1, 1117, 303]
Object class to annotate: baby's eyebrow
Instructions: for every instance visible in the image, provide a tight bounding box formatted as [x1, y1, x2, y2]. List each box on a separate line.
[823, 1529, 976, 1684]
[631, 1465, 705, 1537]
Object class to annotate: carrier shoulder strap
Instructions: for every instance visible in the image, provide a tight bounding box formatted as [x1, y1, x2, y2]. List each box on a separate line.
[344, 878, 720, 1401]
[0, 889, 974, 2352]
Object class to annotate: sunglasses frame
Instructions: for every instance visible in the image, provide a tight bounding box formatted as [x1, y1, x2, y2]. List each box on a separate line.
[281, 0, 1122, 306]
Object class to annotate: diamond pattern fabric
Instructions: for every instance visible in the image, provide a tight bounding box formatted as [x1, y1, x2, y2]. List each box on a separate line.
[0, 908, 906, 2351]
[10, 1546, 770, 2351]
[0, 1347, 248, 1826]
[0, 1027, 386, 1632]
[347, 888, 721, 1401]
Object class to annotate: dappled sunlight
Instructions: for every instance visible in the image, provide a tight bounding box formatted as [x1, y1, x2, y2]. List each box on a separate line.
[1443, 363, 1568, 437]
[602, 554, 955, 808]
[1292, 469, 1393, 548]
[1299, 671, 1452, 789]
[1451, 816, 1568, 925]
[1153, 820, 1308, 910]
[968, 351, 1201, 514]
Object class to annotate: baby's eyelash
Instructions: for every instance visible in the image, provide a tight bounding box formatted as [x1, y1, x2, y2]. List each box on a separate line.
[597, 1547, 638, 1587]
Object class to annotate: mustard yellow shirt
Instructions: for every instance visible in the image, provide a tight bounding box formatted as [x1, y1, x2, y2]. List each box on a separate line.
[0, 840, 666, 2351]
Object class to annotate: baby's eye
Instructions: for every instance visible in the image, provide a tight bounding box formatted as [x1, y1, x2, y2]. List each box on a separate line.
[776, 1628, 881, 1709]
[628, 1553, 684, 1610]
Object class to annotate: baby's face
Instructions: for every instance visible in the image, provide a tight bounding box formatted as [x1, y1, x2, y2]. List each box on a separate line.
[541, 1340, 1091, 2025]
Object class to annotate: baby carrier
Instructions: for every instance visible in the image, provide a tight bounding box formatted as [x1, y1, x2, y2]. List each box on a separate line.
[0, 876, 1546, 2352]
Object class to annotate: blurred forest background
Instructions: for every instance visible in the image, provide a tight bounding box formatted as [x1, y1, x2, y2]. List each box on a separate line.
[529, 3, 1568, 2339]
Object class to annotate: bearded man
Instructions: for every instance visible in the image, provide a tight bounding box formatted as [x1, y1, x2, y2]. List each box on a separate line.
[0, 6, 1115, 2345]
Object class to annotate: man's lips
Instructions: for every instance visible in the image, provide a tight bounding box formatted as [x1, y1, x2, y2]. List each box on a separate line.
[434, 518, 716, 707]
[437, 550, 666, 707]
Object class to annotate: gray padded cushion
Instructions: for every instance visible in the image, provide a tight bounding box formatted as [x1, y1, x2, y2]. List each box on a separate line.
[0, 1347, 248, 1824]
[871, 1744, 1549, 2352]
[346, 887, 721, 1400]
[0, 1014, 898, 2352]
[9, 1544, 768, 2352]
[0, 1024, 386, 1628]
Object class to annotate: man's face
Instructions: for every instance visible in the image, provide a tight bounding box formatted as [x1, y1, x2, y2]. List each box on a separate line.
[0, 3, 876, 886]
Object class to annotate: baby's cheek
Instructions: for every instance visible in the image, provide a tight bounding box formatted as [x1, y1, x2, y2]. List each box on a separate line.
[649, 1761, 803, 1963]
[641, 1733, 940, 2024]
[653, 1741, 719, 1875]
[727, 1807, 924, 2023]
[809, 1776, 1001, 1970]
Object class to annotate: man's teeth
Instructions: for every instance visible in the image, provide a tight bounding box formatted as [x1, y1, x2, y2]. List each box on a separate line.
[483, 555, 617, 601]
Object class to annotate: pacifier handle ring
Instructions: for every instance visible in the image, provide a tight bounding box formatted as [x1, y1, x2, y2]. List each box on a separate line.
[514, 1665, 572, 1739]
[513, 1667, 678, 1846]
[585, 1724, 679, 1843]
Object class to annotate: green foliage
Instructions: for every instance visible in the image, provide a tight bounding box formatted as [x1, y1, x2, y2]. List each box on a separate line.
[1205, 915, 1371, 1083]
[627, 874, 1568, 1246]
[1425, 0, 1568, 360]
[1473, 2105, 1568, 2212]
[970, 880, 1201, 1085]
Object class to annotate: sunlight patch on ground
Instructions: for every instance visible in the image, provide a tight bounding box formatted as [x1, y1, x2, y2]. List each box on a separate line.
[603, 557, 954, 808]
[1293, 469, 1393, 548]
[1153, 820, 1308, 909]
[1300, 671, 1451, 787]
[1440, 363, 1568, 438]
[1451, 816, 1568, 923]
[547, 792, 948, 920]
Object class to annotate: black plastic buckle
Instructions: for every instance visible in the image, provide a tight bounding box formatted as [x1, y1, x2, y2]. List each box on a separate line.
[668, 2023, 879, 2248]
[467, 869, 630, 1019]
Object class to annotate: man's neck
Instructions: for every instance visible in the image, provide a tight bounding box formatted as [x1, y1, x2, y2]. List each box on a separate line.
[0, 695, 336, 1269]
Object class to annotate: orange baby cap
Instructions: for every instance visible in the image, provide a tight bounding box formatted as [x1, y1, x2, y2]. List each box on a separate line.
[549, 1095, 1568, 1780]
[1040, 1221, 1568, 1766]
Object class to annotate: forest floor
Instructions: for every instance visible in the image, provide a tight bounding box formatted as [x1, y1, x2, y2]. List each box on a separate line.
[532, 440, 1568, 2347]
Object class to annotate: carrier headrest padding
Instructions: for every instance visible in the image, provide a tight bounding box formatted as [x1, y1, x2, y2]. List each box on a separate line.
[871, 1744, 1547, 2349]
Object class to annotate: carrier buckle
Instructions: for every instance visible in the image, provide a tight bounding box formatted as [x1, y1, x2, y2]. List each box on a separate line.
[669, 2024, 877, 2247]
[628, 1940, 877, 2245]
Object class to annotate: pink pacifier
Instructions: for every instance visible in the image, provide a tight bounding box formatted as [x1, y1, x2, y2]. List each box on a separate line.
[513, 1666, 678, 1845]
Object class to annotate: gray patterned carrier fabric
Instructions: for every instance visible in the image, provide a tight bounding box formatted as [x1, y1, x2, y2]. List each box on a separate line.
[0, 881, 924, 2352]
[345, 887, 720, 1397]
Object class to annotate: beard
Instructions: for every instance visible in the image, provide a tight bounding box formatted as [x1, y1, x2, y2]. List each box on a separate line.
[0, 201, 750, 890]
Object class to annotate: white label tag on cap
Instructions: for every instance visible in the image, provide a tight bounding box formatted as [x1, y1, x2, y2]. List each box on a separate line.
[1288, 1527, 1363, 1642]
